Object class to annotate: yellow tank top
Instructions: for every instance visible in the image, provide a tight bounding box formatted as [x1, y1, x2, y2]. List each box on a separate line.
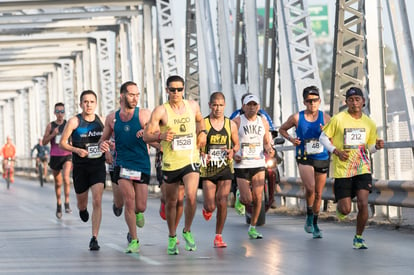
[200, 116, 234, 178]
[161, 100, 200, 171]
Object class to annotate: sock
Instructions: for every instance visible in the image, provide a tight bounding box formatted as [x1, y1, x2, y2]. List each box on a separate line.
[355, 234, 362, 238]
[313, 214, 318, 225]
[249, 225, 256, 231]
[307, 206, 313, 216]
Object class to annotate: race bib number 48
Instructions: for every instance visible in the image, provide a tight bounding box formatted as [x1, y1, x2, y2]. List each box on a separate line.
[172, 134, 194, 151]
[305, 139, 324, 155]
[86, 143, 102, 159]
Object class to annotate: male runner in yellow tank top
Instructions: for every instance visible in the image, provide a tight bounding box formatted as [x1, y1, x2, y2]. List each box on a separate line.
[200, 92, 239, 248]
[144, 75, 207, 255]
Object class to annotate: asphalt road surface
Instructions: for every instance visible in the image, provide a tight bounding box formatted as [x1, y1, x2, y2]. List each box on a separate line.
[1, 176, 413, 275]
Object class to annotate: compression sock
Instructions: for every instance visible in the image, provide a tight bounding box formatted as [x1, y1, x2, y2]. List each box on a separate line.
[313, 214, 319, 225]
[306, 206, 313, 216]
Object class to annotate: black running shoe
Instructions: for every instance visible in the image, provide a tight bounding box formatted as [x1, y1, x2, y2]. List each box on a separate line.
[89, 236, 100, 251]
[79, 209, 89, 222]
[112, 203, 123, 217]
[56, 204, 62, 219]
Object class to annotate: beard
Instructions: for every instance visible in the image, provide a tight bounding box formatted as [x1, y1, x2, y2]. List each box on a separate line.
[124, 98, 136, 109]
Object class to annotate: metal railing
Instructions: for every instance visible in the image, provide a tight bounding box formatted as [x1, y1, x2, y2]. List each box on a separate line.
[279, 177, 414, 208]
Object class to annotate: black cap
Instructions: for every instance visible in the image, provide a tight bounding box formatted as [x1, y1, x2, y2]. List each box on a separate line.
[345, 87, 364, 99]
[303, 86, 320, 99]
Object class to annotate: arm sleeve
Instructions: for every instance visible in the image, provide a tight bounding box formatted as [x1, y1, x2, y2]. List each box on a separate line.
[368, 145, 377, 154]
[319, 132, 336, 153]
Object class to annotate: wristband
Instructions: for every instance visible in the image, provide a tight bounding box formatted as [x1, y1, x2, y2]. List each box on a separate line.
[157, 133, 162, 142]
[199, 130, 208, 135]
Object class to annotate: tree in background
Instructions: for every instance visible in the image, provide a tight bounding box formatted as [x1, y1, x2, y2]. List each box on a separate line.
[383, 45, 401, 89]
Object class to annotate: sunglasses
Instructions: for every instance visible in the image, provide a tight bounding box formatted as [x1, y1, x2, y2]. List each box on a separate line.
[305, 98, 320, 104]
[55, 110, 65, 114]
[168, 87, 184, 93]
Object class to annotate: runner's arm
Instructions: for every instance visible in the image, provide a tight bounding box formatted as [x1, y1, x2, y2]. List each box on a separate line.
[228, 120, 240, 160]
[262, 116, 274, 156]
[279, 113, 299, 145]
[42, 123, 54, 145]
[99, 112, 115, 152]
[143, 105, 163, 143]
[140, 108, 160, 148]
[59, 116, 82, 155]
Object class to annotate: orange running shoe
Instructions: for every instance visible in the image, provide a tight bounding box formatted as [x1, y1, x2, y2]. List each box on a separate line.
[159, 201, 166, 220]
[214, 234, 227, 248]
[202, 208, 212, 221]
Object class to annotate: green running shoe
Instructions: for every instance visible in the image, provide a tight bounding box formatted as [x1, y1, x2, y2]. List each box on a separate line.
[125, 239, 140, 253]
[248, 227, 263, 239]
[167, 236, 179, 255]
[234, 189, 245, 216]
[353, 235, 368, 249]
[182, 231, 197, 251]
[313, 224, 322, 239]
[304, 214, 314, 233]
[336, 208, 347, 221]
[136, 212, 145, 228]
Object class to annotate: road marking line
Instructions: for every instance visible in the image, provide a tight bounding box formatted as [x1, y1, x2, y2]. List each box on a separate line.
[106, 243, 161, 265]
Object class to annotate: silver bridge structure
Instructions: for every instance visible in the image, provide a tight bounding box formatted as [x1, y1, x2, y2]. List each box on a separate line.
[0, 1, 413, 219]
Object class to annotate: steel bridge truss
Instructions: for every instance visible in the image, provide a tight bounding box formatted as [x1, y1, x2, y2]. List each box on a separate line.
[184, 0, 200, 102]
[156, 0, 181, 104]
[330, 0, 366, 115]
[280, 0, 323, 112]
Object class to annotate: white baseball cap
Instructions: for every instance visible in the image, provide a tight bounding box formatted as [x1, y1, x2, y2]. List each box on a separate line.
[243, 94, 260, 105]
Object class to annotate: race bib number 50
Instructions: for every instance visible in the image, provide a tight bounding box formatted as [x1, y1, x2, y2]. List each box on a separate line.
[86, 143, 102, 159]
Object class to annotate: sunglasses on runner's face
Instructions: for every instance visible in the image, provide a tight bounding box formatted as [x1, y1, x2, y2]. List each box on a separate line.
[305, 98, 320, 104]
[55, 110, 65, 114]
[168, 87, 184, 93]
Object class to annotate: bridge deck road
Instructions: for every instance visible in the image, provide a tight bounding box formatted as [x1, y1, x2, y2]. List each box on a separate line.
[1, 176, 413, 275]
